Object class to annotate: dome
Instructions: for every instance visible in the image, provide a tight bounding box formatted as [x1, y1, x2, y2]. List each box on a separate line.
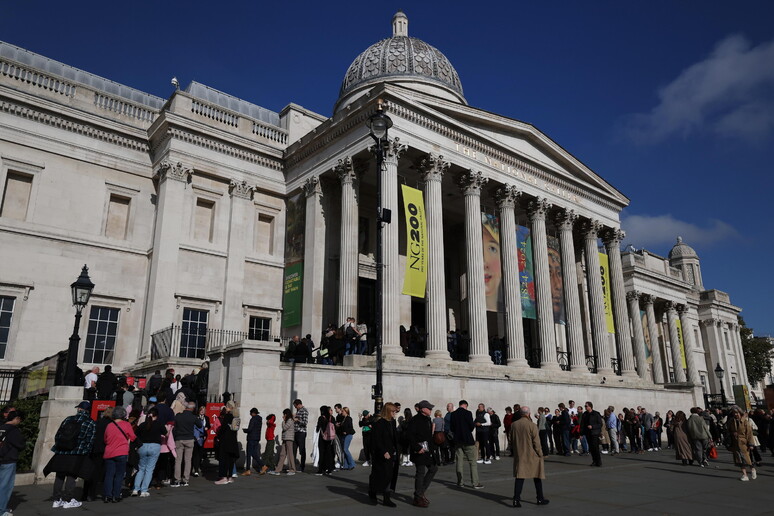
[334, 12, 466, 112]
[668, 236, 698, 260]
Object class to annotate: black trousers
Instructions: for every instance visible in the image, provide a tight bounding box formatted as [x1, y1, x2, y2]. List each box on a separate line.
[54, 474, 77, 501]
[293, 432, 307, 471]
[414, 461, 438, 498]
[538, 430, 550, 456]
[369, 456, 395, 495]
[513, 478, 544, 501]
[588, 434, 602, 465]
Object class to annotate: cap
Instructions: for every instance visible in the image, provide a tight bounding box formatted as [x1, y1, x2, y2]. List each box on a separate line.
[417, 400, 434, 411]
[362, 410, 369, 416]
[75, 401, 91, 410]
[148, 396, 158, 403]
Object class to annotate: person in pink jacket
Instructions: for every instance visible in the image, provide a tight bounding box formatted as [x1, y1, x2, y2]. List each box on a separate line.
[102, 406, 136, 502]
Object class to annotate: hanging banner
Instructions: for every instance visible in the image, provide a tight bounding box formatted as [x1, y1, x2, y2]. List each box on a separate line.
[516, 225, 536, 319]
[401, 185, 427, 297]
[675, 318, 687, 369]
[282, 193, 305, 327]
[641, 310, 652, 363]
[546, 236, 565, 325]
[599, 252, 615, 334]
[482, 212, 503, 311]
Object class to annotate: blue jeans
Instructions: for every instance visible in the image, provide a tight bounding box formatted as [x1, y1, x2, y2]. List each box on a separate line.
[562, 429, 571, 455]
[134, 443, 161, 493]
[0, 462, 16, 513]
[341, 434, 355, 469]
[104, 455, 128, 499]
[246, 440, 265, 470]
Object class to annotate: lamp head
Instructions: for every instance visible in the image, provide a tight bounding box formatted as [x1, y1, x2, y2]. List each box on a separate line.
[714, 363, 725, 380]
[71, 265, 95, 309]
[366, 99, 393, 141]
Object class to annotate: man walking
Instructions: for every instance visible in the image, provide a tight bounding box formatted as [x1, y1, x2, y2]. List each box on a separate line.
[581, 401, 604, 467]
[686, 407, 711, 467]
[510, 406, 549, 507]
[242, 408, 268, 475]
[293, 399, 308, 471]
[173, 401, 202, 486]
[449, 400, 483, 489]
[407, 400, 438, 507]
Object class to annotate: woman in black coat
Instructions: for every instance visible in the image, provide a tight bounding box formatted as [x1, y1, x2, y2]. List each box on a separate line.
[214, 402, 239, 484]
[315, 406, 335, 475]
[368, 403, 398, 507]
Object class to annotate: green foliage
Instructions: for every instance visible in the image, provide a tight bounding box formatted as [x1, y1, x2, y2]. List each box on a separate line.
[10, 395, 47, 472]
[739, 317, 774, 386]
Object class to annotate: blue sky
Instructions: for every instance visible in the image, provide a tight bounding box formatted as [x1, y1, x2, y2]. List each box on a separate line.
[4, 1, 773, 335]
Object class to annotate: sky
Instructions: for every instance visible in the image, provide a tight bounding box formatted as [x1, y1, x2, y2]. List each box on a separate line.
[3, 1, 773, 335]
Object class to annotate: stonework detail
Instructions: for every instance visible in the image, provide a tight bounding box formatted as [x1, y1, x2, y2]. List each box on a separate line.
[303, 176, 322, 198]
[527, 197, 552, 220]
[228, 180, 255, 200]
[418, 153, 450, 182]
[458, 170, 488, 195]
[554, 209, 577, 230]
[495, 184, 522, 208]
[335, 156, 357, 184]
[157, 161, 192, 183]
[582, 219, 603, 239]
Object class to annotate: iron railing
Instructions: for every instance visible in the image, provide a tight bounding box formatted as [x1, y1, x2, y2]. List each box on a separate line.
[525, 346, 542, 369]
[557, 351, 570, 371]
[611, 357, 622, 376]
[151, 325, 283, 360]
[586, 355, 598, 374]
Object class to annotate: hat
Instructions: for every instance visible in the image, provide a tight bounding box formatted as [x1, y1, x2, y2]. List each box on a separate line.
[148, 396, 158, 403]
[75, 401, 91, 410]
[362, 410, 369, 416]
[417, 400, 434, 411]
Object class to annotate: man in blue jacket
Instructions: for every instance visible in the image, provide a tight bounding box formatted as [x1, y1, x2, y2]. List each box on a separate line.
[242, 408, 267, 475]
[448, 400, 483, 489]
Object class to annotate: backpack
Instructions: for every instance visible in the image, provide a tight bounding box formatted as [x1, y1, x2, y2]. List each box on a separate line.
[322, 419, 336, 441]
[55, 418, 82, 451]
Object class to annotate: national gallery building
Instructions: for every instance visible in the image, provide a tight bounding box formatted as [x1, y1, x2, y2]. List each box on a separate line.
[0, 12, 748, 416]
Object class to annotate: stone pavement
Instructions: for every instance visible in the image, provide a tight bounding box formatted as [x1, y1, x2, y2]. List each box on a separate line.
[9, 448, 772, 515]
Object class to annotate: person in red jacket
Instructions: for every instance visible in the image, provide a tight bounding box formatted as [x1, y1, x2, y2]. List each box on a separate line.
[103, 406, 136, 502]
[264, 414, 277, 470]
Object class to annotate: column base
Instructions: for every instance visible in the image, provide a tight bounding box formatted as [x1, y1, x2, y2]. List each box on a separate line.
[468, 354, 493, 365]
[621, 370, 639, 379]
[424, 350, 452, 361]
[596, 367, 615, 377]
[539, 361, 562, 372]
[506, 358, 529, 370]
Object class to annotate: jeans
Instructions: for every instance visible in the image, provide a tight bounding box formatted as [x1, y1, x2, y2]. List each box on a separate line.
[293, 432, 306, 471]
[454, 444, 480, 486]
[53, 473, 76, 501]
[245, 440, 265, 471]
[0, 462, 15, 512]
[562, 429, 571, 455]
[607, 427, 620, 453]
[692, 438, 708, 464]
[104, 455, 128, 499]
[588, 434, 601, 465]
[414, 461, 438, 497]
[134, 443, 161, 493]
[341, 434, 355, 469]
[174, 439, 194, 482]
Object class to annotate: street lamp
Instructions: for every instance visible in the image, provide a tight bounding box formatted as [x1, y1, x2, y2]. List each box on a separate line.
[63, 265, 94, 386]
[714, 363, 726, 407]
[367, 99, 393, 416]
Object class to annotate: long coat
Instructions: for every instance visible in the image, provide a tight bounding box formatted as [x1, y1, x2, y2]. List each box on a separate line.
[727, 416, 753, 467]
[510, 416, 545, 479]
[672, 420, 692, 461]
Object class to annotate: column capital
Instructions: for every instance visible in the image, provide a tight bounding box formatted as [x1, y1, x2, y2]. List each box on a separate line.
[303, 175, 322, 198]
[700, 317, 717, 327]
[581, 219, 603, 240]
[602, 228, 626, 247]
[495, 184, 522, 209]
[458, 170, 488, 196]
[228, 179, 255, 200]
[663, 300, 677, 312]
[527, 197, 552, 221]
[418, 153, 450, 182]
[641, 293, 655, 306]
[371, 137, 408, 163]
[554, 209, 578, 230]
[157, 161, 192, 183]
[626, 290, 641, 302]
[676, 304, 690, 316]
[335, 157, 357, 185]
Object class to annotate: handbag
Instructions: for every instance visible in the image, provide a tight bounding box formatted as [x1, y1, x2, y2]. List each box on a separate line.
[708, 443, 718, 459]
[433, 431, 446, 446]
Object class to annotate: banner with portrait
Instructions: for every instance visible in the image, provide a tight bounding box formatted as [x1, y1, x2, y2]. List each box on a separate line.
[401, 185, 427, 298]
[516, 225, 536, 319]
[282, 192, 305, 327]
[598, 252, 615, 334]
[546, 236, 565, 324]
[482, 212, 503, 312]
[641, 310, 652, 363]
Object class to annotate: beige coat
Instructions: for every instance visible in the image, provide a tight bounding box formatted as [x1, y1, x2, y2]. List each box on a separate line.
[510, 416, 545, 479]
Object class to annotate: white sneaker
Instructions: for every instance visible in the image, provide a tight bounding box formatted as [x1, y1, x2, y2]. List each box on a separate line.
[286, 471, 296, 476]
[140, 492, 150, 498]
[231, 473, 238, 478]
[495, 456, 501, 460]
[52, 499, 64, 508]
[130, 490, 139, 496]
[751, 470, 757, 480]
[601, 450, 609, 454]
[362, 461, 370, 467]
[476, 459, 483, 464]
[740, 475, 749, 482]
[62, 499, 82, 509]
[484, 460, 492, 464]
[406, 461, 414, 467]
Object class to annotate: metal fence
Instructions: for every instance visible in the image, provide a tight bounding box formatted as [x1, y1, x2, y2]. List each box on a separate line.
[557, 351, 570, 371]
[585, 355, 598, 374]
[611, 357, 622, 376]
[151, 325, 284, 360]
[0, 350, 67, 404]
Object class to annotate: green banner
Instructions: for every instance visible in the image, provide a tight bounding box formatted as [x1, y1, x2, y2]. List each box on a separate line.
[282, 192, 305, 328]
[282, 261, 303, 327]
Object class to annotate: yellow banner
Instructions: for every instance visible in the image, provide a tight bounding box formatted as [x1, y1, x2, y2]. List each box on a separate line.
[401, 185, 427, 298]
[675, 318, 687, 369]
[599, 252, 615, 334]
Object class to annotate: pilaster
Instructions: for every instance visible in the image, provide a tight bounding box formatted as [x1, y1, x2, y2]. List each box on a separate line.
[642, 295, 665, 383]
[627, 291, 649, 381]
[221, 179, 256, 332]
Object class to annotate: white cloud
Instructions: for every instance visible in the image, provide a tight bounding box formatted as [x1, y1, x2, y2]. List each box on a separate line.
[623, 35, 774, 144]
[620, 213, 740, 251]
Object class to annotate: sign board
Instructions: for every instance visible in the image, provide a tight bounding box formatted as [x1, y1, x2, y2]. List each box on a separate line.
[205, 402, 225, 449]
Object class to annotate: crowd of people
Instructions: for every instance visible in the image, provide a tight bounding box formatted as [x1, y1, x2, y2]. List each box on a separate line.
[0, 370, 770, 513]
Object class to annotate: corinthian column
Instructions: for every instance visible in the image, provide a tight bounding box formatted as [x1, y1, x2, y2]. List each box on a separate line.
[496, 185, 527, 368]
[379, 138, 407, 356]
[642, 294, 665, 383]
[677, 304, 700, 385]
[419, 154, 450, 360]
[555, 209, 585, 371]
[665, 301, 687, 383]
[603, 229, 636, 377]
[627, 291, 649, 380]
[336, 157, 358, 326]
[459, 171, 489, 363]
[582, 220, 613, 375]
[529, 198, 559, 371]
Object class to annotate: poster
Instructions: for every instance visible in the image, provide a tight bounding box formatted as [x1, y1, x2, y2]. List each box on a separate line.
[675, 318, 687, 369]
[546, 236, 565, 324]
[641, 310, 652, 363]
[282, 192, 305, 327]
[516, 225, 536, 319]
[205, 402, 225, 449]
[599, 252, 615, 334]
[401, 185, 427, 297]
[91, 400, 115, 421]
[482, 212, 502, 312]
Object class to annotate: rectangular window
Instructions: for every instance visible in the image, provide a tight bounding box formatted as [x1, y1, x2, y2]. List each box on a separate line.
[105, 194, 131, 239]
[700, 375, 707, 392]
[83, 306, 120, 364]
[731, 374, 738, 385]
[724, 332, 730, 349]
[0, 172, 33, 221]
[194, 199, 215, 242]
[0, 296, 16, 360]
[180, 308, 208, 358]
[255, 213, 274, 254]
[248, 316, 271, 341]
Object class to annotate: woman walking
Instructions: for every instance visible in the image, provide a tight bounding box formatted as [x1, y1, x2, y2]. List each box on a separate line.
[368, 403, 398, 507]
[665, 410, 675, 449]
[671, 411, 693, 465]
[728, 407, 757, 481]
[269, 409, 296, 475]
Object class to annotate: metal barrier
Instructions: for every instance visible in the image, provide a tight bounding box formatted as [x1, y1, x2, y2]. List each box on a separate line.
[585, 355, 597, 374]
[151, 325, 283, 360]
[557, 351, 570, 371]
[611, 357, 622, 376]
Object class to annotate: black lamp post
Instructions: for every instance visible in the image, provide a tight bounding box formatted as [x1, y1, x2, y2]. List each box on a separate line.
[64, 265, 94, 386]
[714, 362, 726, 407]
[366, 100, 393, 416]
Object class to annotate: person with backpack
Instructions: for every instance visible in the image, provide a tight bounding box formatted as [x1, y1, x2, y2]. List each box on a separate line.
[44, 401, 96, 509]
[0, 410, 25, 515]
[315, 406, 335, 475]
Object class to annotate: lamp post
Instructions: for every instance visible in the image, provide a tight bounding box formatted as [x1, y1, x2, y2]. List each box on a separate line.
[63, 265, 95, 386]
[366, 99, 393, 416]
[714, 362, 726, 407]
